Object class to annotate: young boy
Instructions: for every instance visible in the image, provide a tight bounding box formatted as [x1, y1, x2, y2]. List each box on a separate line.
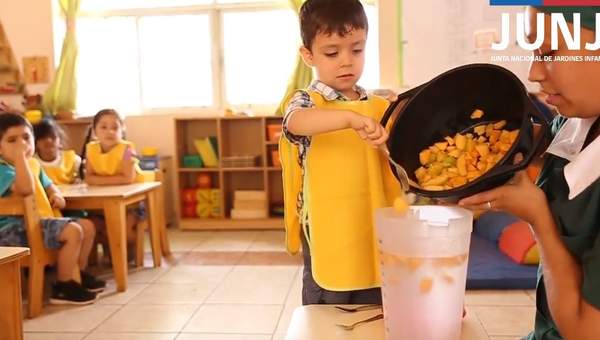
[0, 112, 105, 305]
[281, 0, 399, 305]
[460, 6, 600, 339]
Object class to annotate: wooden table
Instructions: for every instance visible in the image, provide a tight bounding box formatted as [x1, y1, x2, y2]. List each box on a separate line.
[285, 305, 490, 340]
[0, 247, 29, 340]
[60, 182, 164, 292]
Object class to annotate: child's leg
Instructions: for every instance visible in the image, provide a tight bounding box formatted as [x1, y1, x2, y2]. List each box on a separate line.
[56, 222, 84, 282]
[76, 218, 96, 270]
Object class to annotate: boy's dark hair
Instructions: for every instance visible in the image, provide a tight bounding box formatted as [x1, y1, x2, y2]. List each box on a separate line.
[33, 118, 68, 148]
[0, 112, 33, 140]
[300, 0, 368, 50]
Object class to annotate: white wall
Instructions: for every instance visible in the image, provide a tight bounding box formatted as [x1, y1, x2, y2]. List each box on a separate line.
[401, 0, 536, 91]
[0, 0, 55, 97]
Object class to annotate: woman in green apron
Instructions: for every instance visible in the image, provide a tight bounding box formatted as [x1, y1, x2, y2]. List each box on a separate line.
[460, 6, 600, 340]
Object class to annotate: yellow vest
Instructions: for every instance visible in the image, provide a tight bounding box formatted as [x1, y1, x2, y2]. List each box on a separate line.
[86, 141, 153, 183]
[39, 150, 79, 185]
[0, 158, 61, 218]
[280, 92, 400, 291]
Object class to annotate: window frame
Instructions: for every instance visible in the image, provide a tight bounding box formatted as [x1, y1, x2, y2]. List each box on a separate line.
[67, 0, 378, 114]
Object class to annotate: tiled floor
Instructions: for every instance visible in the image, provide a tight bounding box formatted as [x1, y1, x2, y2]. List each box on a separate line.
[23, 230, 536, 340]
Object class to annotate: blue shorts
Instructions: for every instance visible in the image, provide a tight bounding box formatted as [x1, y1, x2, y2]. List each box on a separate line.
[0, 217, 77, 249]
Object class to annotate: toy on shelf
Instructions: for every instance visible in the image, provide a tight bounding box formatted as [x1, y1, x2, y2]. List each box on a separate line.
[194, 137, 218, 167]
[231, 190, 267, 219]
[196, 173, 212, 188]
[182, 155, 203, 168]
[266, 124, 281, 141]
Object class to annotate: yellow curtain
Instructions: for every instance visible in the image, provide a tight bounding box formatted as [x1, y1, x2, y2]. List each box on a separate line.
[275, 0, 313, 115]
[43, 0, 80, 115]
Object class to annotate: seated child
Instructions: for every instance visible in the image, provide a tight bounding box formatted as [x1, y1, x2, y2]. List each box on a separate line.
[33, 118, 81, 185]
[0, 112, 105, 304]
[81, 109, 147, 248]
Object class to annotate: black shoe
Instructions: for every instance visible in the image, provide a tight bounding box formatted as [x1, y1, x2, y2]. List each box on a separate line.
[49, 280, 97, 305]
[80, 271, 107, 293]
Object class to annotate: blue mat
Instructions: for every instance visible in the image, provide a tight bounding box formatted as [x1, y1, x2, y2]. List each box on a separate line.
[466, 234, 538, 289]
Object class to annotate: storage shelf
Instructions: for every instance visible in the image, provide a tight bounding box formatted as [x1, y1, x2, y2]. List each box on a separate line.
[221, 167, 263, 172]
[175, 116, 284, 230]
[178, 168, 220, 172]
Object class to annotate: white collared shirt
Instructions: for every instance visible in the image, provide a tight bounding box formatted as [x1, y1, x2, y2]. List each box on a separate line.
[545, 116, 600, 200]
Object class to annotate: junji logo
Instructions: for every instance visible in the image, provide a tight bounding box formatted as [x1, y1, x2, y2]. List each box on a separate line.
[489, 3, 600, 51]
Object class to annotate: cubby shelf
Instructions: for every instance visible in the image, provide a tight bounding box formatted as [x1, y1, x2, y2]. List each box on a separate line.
[175, 116, 284, 230]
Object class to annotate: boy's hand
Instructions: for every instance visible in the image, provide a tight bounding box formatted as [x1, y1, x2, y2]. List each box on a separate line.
[349, 113, 389, 147]
[49, 193, 66, 209]
[10, 140, 33, 161]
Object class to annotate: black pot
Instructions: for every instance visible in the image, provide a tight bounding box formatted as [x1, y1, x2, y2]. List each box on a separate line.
[381, 63, 550, 201]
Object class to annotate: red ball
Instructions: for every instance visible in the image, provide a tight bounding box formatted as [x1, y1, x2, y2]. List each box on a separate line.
[196, 173, 212, 189]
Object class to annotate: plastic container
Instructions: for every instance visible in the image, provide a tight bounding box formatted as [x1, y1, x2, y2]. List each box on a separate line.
[381, 64, 550, 201]
[375, 206, 473, 340]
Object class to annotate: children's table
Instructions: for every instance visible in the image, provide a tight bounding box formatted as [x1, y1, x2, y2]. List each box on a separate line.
[60, 182, 164, 291]
[0, 247, 29, 340]
[285, 305, 490, 340]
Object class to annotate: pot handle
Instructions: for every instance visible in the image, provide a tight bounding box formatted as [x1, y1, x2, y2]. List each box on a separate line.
[486, 98, 551, 178]
[380, 84, 425, 127]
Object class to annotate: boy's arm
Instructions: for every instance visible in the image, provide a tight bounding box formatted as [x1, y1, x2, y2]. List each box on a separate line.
[12, 151, 34, 196]
[45, 184, 66, 209]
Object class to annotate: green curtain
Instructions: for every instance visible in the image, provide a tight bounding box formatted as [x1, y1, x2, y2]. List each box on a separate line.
[275, 0, 313, 115]
[43, 0, 80, 115]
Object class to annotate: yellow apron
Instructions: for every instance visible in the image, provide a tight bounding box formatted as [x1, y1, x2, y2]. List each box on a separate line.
[40, 150, 78, 185]
[280, 92, 400, 291]
[86, 141, 153, 183]
[0, 158, 62, 218]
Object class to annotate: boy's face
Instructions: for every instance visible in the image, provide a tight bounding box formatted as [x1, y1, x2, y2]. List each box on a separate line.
[0, 125, 35, 163]
[300, 28, 367, 98]
[527, 7, 600, 118]
[94, 114, 123, 149]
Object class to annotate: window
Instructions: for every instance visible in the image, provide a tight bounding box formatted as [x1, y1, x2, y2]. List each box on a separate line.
[59, 0, 380, 114]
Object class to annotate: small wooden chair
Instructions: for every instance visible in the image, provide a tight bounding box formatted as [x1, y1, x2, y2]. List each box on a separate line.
[0, 195, 56, 318]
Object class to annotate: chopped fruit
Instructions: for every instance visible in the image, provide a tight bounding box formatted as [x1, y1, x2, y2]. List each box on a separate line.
[442, 274, 455, 284]
[414, 110, 518, 190]
[393, 195, 410, 214]
[407, 257, 424, 272]
[470, 109, 484, 119]
[419, 277, 434, 294]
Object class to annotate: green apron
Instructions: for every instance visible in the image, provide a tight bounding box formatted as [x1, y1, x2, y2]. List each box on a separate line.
[526, 118, 600, 339]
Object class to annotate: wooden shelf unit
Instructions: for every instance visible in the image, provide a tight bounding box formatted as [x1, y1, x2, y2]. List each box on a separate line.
[175, 116, 284, 230]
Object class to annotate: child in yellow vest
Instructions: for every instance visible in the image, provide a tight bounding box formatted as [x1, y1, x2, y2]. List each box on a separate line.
[0, 113, 105, 304]
[82, 109, 147, 246]
[281, 0, 399, 305]
[33, 119, 81, 185]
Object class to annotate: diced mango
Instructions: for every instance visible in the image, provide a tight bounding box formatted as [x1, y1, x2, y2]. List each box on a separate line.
[470, 109, 484, 119]
[419, 149, 432, 166]
[448, 149, 462, 158]
[420, 277, 434, 294]
[415, 167, 427, 181]
[455, 134, 467, 150]
[450, 176, 468, 187]
[435, 142, 448, 151]
[424, 174, 449, 186]
[475, 144, 490, 157]
[445, 136, 455, 145]
[457, 155, 467, 176]
[493, 120, 507, 129]
[393, 196, 410, 214]
[474, 125, 486, 135]
[489, 130, 501, 144]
